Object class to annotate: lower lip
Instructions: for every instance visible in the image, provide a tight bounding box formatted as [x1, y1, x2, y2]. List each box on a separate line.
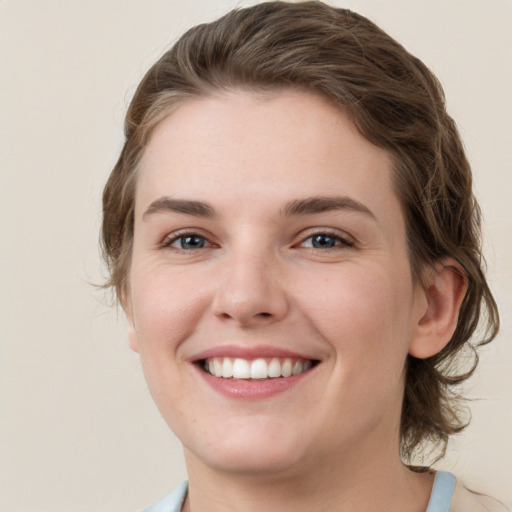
[194, 364, 316, 399]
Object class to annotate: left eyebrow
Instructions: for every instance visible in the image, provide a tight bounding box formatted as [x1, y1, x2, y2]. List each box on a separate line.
[142, 197, 216, 221]
[282, 195, 376, 220]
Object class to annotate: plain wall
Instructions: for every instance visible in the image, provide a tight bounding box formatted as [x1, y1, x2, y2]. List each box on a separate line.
[1, 1, 511, 510]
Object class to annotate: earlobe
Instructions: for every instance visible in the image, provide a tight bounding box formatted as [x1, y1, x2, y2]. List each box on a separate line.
[127, 319, 140, 353]
[409, 259, 467, 359]
[122, 291, 140, 354]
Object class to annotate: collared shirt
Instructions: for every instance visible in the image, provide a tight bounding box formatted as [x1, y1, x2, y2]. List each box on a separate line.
[140, 471, 508, 512]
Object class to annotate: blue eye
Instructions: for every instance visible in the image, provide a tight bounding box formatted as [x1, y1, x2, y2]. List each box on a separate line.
[311, 234, 338, 248]
[300, 232, 353, 249]
[169, 234, 208, 250]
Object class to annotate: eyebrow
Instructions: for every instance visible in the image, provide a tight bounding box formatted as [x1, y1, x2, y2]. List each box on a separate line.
[142, 197, 216, 220]
[282, 196, 375, 219]
[142, 195, 375, 221]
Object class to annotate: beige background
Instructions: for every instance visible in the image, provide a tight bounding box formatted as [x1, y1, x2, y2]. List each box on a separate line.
[1, 1, 511, 511]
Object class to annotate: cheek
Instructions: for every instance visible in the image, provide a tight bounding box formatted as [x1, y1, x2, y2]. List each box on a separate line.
[128, 268, 203, 420]
[298, 264, 414, 366]
[129, 264, 209, 354]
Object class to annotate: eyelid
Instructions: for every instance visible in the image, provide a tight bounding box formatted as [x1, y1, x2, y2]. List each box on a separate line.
[158, 227, 355, 251]
[160, 229, 216, 249]
[295, 228, 355, 249]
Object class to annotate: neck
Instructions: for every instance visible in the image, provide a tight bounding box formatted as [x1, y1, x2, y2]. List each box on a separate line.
[182, 440, 434, 512]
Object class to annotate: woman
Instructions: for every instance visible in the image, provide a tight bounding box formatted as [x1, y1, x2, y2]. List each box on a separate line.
[101, 2, 505, 511]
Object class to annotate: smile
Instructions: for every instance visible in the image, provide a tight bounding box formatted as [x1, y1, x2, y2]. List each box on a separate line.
[203, 357, 313, 379]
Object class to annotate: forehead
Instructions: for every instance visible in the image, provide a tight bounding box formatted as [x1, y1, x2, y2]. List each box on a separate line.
[136, 89, 401, 227]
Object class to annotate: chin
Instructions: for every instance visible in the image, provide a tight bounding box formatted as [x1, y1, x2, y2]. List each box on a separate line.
[193, 446, 304, 477]
[182, 419, 310, 477]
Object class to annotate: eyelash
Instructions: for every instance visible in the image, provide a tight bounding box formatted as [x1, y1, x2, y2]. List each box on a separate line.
[161, 230, 355, 252]
[161, 231, 214, 251]
[297, 231, 355, 250]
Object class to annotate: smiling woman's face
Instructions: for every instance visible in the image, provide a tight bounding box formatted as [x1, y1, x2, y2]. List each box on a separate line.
[127, 90, 427, 477]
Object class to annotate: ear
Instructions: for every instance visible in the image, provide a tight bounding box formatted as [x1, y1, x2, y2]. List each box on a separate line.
[122, 288, 140, 354]
[127, 317, 140, 354]
[409, 258, 467, 359]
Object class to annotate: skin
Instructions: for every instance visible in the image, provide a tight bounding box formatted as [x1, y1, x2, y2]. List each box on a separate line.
[126, 90, 465, 511]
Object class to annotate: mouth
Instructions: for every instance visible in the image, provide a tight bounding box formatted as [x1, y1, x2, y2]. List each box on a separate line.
[191, 346, 320, 398]
[201, 356, 316, 380]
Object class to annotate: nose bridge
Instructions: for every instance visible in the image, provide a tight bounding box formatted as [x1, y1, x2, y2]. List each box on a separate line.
[212, 237, 288, 325]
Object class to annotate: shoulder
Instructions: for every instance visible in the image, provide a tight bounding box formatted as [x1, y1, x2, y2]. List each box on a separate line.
[451, 480, 509, 512]
[139, 481, 188, 512]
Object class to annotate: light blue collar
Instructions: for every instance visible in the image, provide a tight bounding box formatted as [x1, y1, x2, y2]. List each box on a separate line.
[141, 480, 188, 512]
[426, 471, 456, 512]
[142, 471, 456, 512]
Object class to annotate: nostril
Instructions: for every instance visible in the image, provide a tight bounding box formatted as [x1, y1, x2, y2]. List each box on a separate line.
[258, 312, 272, 318]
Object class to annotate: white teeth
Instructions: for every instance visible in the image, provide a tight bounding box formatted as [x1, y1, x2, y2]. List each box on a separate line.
[232, 358, 251, 379]
[292, 360, 303, 375]
[250, 358, 268, 379]
[222, 358, 233, 378]
[213, 358, 222, 376]
[281, 359, 292, 377]
[204, 357, 313, 379]
[268, 358, 282, 378]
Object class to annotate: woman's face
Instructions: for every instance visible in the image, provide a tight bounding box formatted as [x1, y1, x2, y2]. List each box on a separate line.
[127, 90, 427, 477]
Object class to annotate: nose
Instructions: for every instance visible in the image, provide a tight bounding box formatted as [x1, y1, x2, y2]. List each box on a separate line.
[212, 246, 289, 327]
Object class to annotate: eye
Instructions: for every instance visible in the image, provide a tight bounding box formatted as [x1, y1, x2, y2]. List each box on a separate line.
[299, 232, 354, 249]
[163, 232, 212, 250]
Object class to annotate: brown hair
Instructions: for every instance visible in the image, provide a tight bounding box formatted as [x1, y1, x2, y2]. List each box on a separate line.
[101, 1, 499, 463]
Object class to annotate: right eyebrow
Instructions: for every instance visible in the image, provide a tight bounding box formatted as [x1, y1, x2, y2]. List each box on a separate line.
[142, 197, 216, 221]
[282, 195, 376, 220]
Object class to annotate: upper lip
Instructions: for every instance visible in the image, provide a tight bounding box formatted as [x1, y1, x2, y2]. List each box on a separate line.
[190, 344, 318, 362]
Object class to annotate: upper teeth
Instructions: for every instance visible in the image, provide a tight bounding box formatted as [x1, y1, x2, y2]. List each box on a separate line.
[204, 357, 312, 379]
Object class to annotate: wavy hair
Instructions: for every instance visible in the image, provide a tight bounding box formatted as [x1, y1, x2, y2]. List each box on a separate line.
[101, 1, 499, 463]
